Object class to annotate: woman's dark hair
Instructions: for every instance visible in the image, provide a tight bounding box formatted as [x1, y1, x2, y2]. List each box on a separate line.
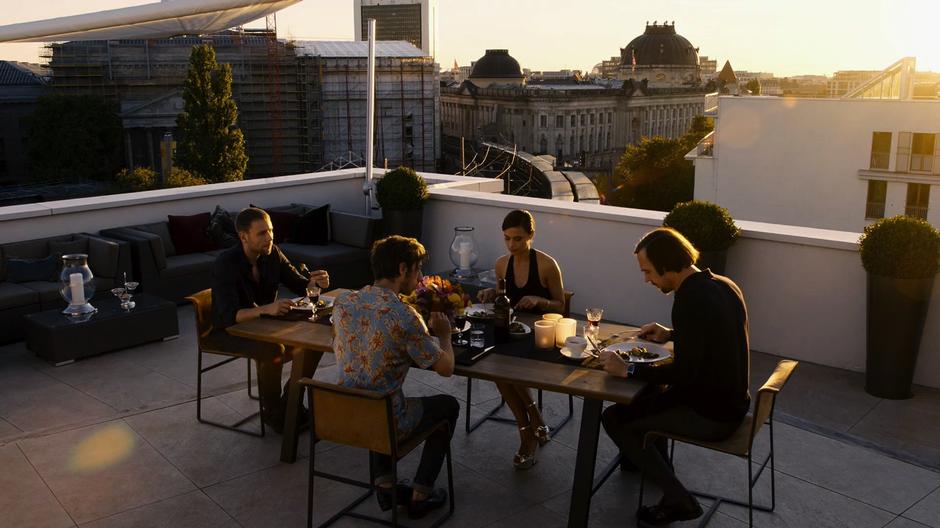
[371, 236, 428, 281]
[634, 227, 700, 275]
[235, 207, 270, 233]
[502, 209, 535, 234]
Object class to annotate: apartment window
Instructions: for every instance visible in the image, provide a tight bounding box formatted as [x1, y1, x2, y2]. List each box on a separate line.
[570, 115, 576, 127]
[911, 133, 935, 172]
[590, 113, 596, 125]
[607, 111, 613, 124]
[870, 132, 891, 169]
[906, 183, 930, 219]
[865, 180, 887, 219]
[555, 115, 564, 128]
[580, 114, 586, 126]
[540, 115, 547, 128]
[598, 113, 604, 125]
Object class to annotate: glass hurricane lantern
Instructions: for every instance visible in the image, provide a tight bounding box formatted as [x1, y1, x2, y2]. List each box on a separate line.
[448, 226, 479, 277]
[59, 253, 96, 316]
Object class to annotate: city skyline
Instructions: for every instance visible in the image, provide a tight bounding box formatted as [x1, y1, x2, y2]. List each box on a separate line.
[0, 0, 938, 76]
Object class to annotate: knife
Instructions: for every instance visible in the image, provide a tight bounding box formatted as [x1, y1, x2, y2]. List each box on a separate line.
[470, 345, 495, 362]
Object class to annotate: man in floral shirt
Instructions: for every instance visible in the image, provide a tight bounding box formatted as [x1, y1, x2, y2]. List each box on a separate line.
[333, 236, 458, 519]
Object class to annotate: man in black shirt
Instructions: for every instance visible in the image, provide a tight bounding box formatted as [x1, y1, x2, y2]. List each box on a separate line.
[210, 207, 330, 433]
[600, 227, 750, 526]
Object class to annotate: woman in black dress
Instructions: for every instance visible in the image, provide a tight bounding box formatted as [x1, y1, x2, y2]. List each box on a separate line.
[479, 210, 566, 469]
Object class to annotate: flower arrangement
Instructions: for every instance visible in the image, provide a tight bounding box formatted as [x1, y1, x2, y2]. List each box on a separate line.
[402, 275, 471, 322]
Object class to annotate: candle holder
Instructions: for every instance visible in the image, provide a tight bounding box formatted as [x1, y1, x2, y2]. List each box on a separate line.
[448, 226, 479, 277]
[59, 253, 96, 316]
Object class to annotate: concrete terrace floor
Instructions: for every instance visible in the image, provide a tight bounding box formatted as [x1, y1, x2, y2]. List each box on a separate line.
[2, 305, 940, 528]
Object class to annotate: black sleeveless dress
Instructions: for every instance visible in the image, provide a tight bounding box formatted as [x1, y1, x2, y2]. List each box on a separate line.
[506, 248, 552, 311]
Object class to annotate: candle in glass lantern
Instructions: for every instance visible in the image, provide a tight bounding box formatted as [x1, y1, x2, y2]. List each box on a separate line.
[555, 317, 577, 347]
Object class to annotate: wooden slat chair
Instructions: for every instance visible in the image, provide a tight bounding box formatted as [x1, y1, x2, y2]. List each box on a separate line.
[637, 359, 799, 527]
[186, 289, 267, 437]
[302, 378, 455, 528]
[465, 290, 576, 437]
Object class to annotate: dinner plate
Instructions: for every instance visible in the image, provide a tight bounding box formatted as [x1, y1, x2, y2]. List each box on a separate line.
[508, 321, 531, 338]
[602, 340, 670, 363]
[290, 296, 334, 311]
[559, 346, 592, 360]
[466, 303, 494, 318]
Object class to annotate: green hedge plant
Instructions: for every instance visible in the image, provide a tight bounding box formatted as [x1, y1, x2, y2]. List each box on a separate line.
[376, 166, 428, 211]
[860, 215, 940, 279]
[663, 200, 740, 251]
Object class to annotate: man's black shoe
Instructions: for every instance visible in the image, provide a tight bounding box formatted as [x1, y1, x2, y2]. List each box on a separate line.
[407, 488, 447, 520]
[636, 499, 703, 526]
[375, 483, 413, 512]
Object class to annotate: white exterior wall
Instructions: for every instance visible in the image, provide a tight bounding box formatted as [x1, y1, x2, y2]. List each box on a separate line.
[693, 96, 940, 232]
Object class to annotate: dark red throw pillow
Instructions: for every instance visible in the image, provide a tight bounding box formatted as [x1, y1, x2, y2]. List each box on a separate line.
[167, 213, 215, 254]
[266, 210, 300, 244]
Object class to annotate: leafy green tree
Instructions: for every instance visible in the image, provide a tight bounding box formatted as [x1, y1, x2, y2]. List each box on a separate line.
[175, 44, 247, 183]
[27, 95, 123, 181]
[606, 117, 714, 211]
[746, 79, 762, 95]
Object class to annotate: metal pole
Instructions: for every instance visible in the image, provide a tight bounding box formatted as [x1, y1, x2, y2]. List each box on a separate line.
[363, 18, 377, 215]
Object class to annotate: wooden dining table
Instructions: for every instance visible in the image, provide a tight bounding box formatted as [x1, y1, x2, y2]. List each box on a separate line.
[228, 289, 668, 528]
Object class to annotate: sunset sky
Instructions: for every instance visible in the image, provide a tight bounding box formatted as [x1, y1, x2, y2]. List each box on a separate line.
[1, 0, 938, 76]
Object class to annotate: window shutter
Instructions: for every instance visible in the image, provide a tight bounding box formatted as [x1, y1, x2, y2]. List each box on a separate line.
[896, 131, 912, 172]
[933, 134, 940, 175]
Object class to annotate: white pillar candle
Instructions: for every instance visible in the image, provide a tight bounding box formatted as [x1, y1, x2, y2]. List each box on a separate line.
[458, 241, 471, 269]
[69, 273, 85, 305]
[542, 313, 563, 322]
[534, 320, 556, 350]
[555, 317, 577, 348]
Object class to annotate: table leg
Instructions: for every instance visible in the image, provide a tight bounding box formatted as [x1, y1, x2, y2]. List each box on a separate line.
[280, 349, 322, 463]
[568, 397, 602, 528]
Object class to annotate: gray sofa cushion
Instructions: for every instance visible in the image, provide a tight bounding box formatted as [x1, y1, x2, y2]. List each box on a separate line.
[49, 237, 89, 258]
[21, 280, 63, 307]
[5, 255, 59, 283]
[3, 238, 49, 259]
[279, 243, 369, 268]
[87, 236, 121, 278]
[330, 210, 375, 249]
[133, 222, 176, 257]
[160, 253, 216, 279]
[0, 282, 41, 310]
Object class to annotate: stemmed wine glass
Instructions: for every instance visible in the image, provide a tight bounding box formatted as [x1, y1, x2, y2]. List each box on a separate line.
[123, 279, 138, 310]
[453, 307, 469, 347]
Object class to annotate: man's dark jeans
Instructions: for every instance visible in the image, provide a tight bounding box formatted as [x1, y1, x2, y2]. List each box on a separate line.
[601, 395, 741, 505]
[372, 394, 460, 495]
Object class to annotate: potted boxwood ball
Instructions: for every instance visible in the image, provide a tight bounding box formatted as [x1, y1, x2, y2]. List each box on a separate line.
[376, 166, 429, 240]
[663, 200, 740, 275]
[859, 215, 940, 399]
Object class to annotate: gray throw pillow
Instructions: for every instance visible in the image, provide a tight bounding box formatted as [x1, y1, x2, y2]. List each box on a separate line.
[5, 255, 60, 283]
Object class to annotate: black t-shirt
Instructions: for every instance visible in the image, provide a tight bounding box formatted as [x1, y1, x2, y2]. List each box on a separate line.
[634, 270, 750, 423]
[210, 244, 309, 330]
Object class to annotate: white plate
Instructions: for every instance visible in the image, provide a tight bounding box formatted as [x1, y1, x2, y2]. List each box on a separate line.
[508, 321, 531, 337]
[602, 340, 670, 363]
[559, 346, 591, 360]
[466, 303, 494, 318]
[290, 296, 334, 311]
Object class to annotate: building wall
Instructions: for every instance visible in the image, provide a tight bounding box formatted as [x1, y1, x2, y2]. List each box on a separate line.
[354, 0, 437, 59]
[0, 91, 42, 185]
[692, 96, 940, 231]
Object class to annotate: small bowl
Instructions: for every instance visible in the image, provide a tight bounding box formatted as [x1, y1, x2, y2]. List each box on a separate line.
[564, 335, 588, 355]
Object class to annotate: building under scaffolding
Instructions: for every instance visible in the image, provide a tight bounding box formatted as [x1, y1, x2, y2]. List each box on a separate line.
[43, 31, 439, 178]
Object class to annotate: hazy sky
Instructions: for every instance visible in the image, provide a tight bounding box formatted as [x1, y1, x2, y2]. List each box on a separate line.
[1, 0, 938, 76]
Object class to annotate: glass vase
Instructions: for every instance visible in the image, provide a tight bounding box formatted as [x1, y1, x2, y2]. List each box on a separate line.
[448, 226, 478, 277]
[59, 253, 96, 316]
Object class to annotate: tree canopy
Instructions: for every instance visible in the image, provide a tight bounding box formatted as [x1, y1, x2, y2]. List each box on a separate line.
[27, 95, 123, 182]
[604, 116, 713, 211]
[174, 44, 247, 183]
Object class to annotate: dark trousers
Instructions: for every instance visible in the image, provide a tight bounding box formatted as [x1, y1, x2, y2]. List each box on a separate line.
[601, 396, 740, 505]
[372, 394, 460, 494]
[206, 330, 318, 419]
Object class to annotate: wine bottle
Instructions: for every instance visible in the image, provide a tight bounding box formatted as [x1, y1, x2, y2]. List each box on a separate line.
[493, 278, 511, 343]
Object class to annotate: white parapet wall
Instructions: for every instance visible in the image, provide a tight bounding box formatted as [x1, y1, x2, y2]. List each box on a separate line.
[423, 187, 940, 389]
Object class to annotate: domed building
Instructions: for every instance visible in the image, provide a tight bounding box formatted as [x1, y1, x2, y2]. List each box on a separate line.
[468, 49, 525, 88]
[618, 22, 701, 88]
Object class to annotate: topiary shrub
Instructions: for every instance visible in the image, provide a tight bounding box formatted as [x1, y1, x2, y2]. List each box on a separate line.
[663, 200, 740, 251]
[375, 166, 428, 211]
[860, 215, 940, 279]
[115, 167, 158, 191]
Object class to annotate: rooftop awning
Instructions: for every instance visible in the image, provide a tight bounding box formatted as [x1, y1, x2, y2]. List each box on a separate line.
[0, 0, 300, 43]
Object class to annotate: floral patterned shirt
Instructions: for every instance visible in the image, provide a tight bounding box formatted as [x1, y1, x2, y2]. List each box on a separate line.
[333, 285, 443, 436]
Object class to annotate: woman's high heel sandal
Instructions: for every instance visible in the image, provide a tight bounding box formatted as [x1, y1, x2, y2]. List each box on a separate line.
[513, 426, 538, 470]
[526, 402, 552, 445]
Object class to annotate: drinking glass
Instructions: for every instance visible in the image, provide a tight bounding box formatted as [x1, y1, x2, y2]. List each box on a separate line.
[123, 279, 138, 310]
[469, 329, 485, 349]
[306, 285, 321, 306]
[585, 307, 603, 340]
[453, 308, 469, 347]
